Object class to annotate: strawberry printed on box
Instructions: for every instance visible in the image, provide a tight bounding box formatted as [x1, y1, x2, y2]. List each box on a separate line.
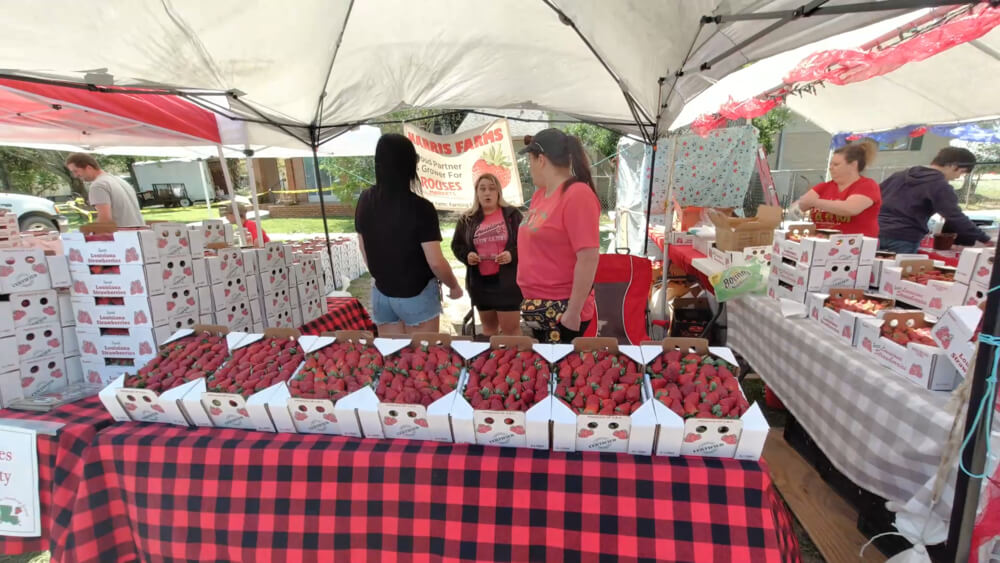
[290, 255, 320, 285]
[190, 329, 305, 431]
[262, 287, 293, 317]
[963, 281, 988, 308]
[19, 355, 67, 398]
[931, 305, 984, 375]
[880, 259, 964, 315]
[0, 289, 59, 337]
[63, 225, 160, 265]
[256, 242, 290, 271]
[99, 326, 242, 426]
[196, 220, 235, 246]
[159, 255, 198, 290]
[0, 248, 52, 293]
[204, 246, 245, 284]
[775, 260, 861, 293]
[955, 247, 994, 286]
[451, 336, 553, 449]
[296, 278, 321, 303]
[72, 292, 196, 329]
[547, 338, 655, 455]
[767, 266, 808, 303]
[151, 222, 197, 258]
[279, 331, 383, 436]
[16, 323, 63, 363]
[259, 264, 290, 294]
[217, 300, 253, 328]
[209, 275, 251, 311]
[807, 288, 895, 345]
[69, 263, 165, 297]
[77, 325, 158, 363]
[300, 297, 324, 325]
[866, 312, 960, 391]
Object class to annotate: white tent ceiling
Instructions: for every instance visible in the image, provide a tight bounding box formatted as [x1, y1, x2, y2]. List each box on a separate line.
[1, 0, 924, 142]
[672, 5, 1000, 133]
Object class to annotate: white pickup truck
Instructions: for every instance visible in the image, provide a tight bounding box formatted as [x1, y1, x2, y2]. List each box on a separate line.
[0, 192, 69, 232]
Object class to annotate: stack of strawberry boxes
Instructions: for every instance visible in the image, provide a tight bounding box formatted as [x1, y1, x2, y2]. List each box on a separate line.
[203, 245, 255, 333]
[289, 252, 324, 327]
[954, 247, 993, 309]
[66, 225, 203, 384]
[0, 246, 78, 406]
[252, 242, 295, 329]
[768, 223, 876, 302]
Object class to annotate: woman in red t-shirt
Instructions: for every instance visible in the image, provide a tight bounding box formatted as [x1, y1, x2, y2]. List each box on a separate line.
[517, 128, 601, 344]
[794, 140, 881, 237]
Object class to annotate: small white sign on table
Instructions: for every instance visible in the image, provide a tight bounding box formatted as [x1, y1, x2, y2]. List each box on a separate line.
[0, 422, 42, 537]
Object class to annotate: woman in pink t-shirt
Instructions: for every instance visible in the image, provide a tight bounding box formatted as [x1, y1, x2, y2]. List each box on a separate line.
[517, 129, 601, 343]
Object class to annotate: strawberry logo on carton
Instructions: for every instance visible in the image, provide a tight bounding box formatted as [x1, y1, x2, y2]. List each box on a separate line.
[51, 369, 63, 379]
[684, 432, 701, 443]
[125, 248, 139, 263]
[510, 425, 525, 435]
[69, 248, 84, 263]
[151, 404, 165, 413]
[157, 238, 168, 249]
[47, 338, 60, 348]
[42, 306, 55, 316]
[909, 364, 924, 379]
[17, 344, 30, 355]
[134, 311, 148, 324]
[12, 310, 26, 321]
[414, 418, 429, 428]
[82, 341, 98, 355]
[87, 371, 101, 383]
[383, 416, 398, 426]
[577, 428, 593, 438]
[130, 280, 144, 295]
[0, 265, 13, 277]
[237, 408, 249, 418]
[978, 266, 990, 278]
[842, 326, 851, 338]
[823, 270, 833, 280]
[32, 264, 47, 274]
[828, 248, 839, 257]
[613, 430, 629, 440]
[928, 297, 943, 310]
[801, 252, 809, 263]
[294, 411, 307, 421]
[936, 327, 953, 348]
[139, 342, 153, 356]
[721, 434, 738, 445]
[125, 402, 137, 411]
[851, 247, 861, 255]
[73, 281, 89, 295]
[323, 413, 337, 423]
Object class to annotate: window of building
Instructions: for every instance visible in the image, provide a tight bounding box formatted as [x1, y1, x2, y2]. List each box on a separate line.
[877, 136, 924, 152]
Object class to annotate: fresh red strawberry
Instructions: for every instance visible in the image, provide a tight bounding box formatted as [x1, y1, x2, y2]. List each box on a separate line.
[376, 343, 464, 407]
[555, 349, 641, 415]
[206, 336, 302, 398]
[125, 333, 231, 393]
[291, 340, 382, 402]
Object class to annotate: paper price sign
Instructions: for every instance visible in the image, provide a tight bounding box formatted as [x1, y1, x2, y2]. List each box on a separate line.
[0, 424, 40, 537]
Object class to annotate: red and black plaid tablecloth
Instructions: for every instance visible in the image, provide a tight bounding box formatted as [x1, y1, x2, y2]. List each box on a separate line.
[299, 297, 376, 335]
[62, 423, 799, 562]
[0, 396, 112, 557]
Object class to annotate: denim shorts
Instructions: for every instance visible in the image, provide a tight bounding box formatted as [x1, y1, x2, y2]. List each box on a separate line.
[371, 279, 442, 326]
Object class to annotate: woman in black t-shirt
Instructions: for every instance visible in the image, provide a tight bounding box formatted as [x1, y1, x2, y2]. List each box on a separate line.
[451, 173, 523, 336]
[354, 134, 463, 335]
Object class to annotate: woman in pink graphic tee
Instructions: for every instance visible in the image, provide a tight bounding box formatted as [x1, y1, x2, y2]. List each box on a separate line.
[516, 128, 600, 344]
[451, 173, 524, 336]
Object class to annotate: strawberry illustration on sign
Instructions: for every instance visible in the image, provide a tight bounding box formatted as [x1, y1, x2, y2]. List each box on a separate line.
[472, 145, 513, 187]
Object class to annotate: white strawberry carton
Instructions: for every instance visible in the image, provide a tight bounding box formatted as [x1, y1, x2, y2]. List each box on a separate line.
[259, 264, 290, 294]
[191, 258, 208, 288]
[296, 278, 321, 303]
[869, 312, 959, 391]
[767, 267, 808, 303]
[69, 263, 165, 297]
[63, 227, 160, 265]
[262, 287, 293, 317]
[58, 290, 74, 327]
[46, 253, 71, 289]
[342, 333, 475, 441]
[265, 307, 295, 329]
[151, 222, 197, 258]
[209, 276, 251, 311]
[19, 354, 68, 397]
[72, 294, 190, 330]
[0, 368, 22, 408]
[692, 231, 715, 256]
[217, 300, 254, 328]
[291, 255, 321, 285]
[709, 245, 771, 268]
[547, 338, 656, 455]
[240, 248, 258, 274]
[79, 356, 143, 386]
[773, 225, 873, 267]
[255, 242, 290, 271]
[0, 336, 18, 374]
[670, 232, 695, 245]
[807, 289, 895, 345]
[62, 326, 79, 356]
[880, 260, 964, 315]
[931, 305, 984, 375]
[184, 328, 302, 432]
[278, 331, 381, 436]
[301, 297, 324, 324]
[99, 326, 243, 426]
[195, 220, 235, 246]
[963, 281, 989, 308]
[204, 246, 245, 284]
[197, 286, 214, 315]
[451, 337, 553, 450]
[77, 325, 158, 362]
[775, 260, 861, 293]
[869, 252, 924, 289]
[0, 289, 59, 337]
[157, 256, 197, 290]
[16, 323, 63, 363]
[640, 338, 768, 459]
[0, 248, 52, 292]
[956, 247, 994, 286]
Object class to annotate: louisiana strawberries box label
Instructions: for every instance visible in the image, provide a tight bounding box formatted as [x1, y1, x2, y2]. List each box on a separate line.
[63, 230, 160, 265]
[77, 326, 157, 362]
[69, 263, 165, 297]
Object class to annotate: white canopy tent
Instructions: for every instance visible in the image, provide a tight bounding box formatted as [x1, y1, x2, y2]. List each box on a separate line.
[672, 4, 1000, 133]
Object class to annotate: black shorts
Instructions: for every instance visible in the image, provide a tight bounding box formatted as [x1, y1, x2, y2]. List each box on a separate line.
[470, 290, 522, 312]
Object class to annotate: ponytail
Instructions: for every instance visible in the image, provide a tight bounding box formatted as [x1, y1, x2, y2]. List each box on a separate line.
[834, 138, 879, 173]
[564, 135, 597, 194]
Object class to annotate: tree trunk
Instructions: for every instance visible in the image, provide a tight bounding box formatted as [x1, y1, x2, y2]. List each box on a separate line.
[0, 159, 10, 192]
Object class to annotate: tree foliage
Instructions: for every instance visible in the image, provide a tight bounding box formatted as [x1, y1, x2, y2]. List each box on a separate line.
[0, 148, 161, 198]
[562, 123, 621, 159]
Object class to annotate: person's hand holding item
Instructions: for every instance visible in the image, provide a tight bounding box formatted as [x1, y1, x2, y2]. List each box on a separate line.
[447, 284, 464, 300]
[496, 250, 512, 265]
[467, 252, 480, 265]
[559, 305, 581, 332]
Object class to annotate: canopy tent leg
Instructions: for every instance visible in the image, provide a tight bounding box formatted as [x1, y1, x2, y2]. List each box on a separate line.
[216, 145, 242, 235]
[309, 134, 336, 287]
[660, 136, 679, 321]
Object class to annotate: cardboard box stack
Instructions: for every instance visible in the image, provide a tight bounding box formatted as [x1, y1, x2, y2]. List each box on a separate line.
[0, 247, 79, 406]
[204, 244, 255, 332]
[805, 288, 896, 346]
[289, 252, 324, 327]
[65, 224, 202, 385]
[856, 311, 960, 391]
[251, 242, 294, 330]
[955, 247, 994, 309]
[768, 223, 876, 302]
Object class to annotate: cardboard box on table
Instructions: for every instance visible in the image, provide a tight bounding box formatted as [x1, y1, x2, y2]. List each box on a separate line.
[708, 205, 782, 252]
[301, 296, 324, 325]
[194, 220, 235, 246]
[63, 225, 160, 265]
[99, 325, 242, 426]
[547, 338, 654, 455]
[0, 248, 52, 293]
[296, 277, 321, 304]
[0, 289, 60, 337]
[291, 255, 321, 285]
[15, 323, 63, 363]
[955, 247, 994, 286]
[640, 338, 769, 459]
[259, 263, 291, 294]
[692, 230, 715, 256]
[150, 222, 197, 258]
[69, 262, 165, 297]
[670, 232, 695, 246]
[256, 242, 290, 271]
[209, 275, 251, 312]
[451, 336, 554, 450]
[71, 292, 197, 329]
[870, 252, 925, 291]
[204, 246, 246, 284]
[963, 281, 989, 308]
[775, 260, 867, 294]
[183, 328, 302, 431]
[880, 259, 964, 316]
[709, 245, 771, 268]
[864, 312, 960, 391]
[280, 331, 381, 436]
[217, 300, 254, 329]
[806, 288, 895, 345]
[931, 305, 985, 375]
[19, 354, 68, 397]
[772, 224, 876, 268]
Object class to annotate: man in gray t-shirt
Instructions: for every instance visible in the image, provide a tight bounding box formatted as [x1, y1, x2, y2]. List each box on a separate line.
[65, 153, 145, 227]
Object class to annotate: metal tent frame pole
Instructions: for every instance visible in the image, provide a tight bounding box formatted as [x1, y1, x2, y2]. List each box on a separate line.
[309, 127, 336, 287]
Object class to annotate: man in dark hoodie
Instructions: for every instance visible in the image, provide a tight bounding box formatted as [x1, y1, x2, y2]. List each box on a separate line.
[878, 147, 993, 253]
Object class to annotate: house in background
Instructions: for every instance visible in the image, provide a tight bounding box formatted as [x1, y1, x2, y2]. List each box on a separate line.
[766, 111, 951, 203]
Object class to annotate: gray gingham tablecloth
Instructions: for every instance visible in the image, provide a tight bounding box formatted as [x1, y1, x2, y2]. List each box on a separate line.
[727, 295, 958, 511]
